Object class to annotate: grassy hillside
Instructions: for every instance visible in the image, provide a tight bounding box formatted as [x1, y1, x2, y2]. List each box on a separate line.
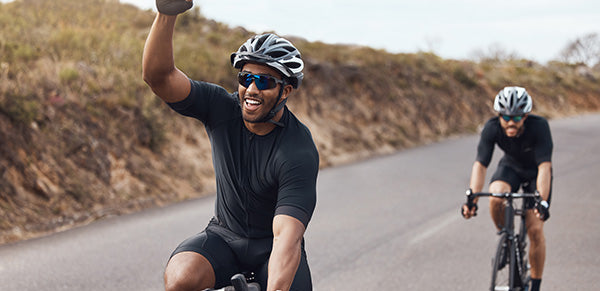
[1, 0, 599, 243]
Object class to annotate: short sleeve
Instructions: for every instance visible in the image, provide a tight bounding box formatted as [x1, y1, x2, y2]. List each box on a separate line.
[476, 119, 497, 167]
[534, 119, 553, 165]
[275, 150, 319, 228]
[166, 79, 237, 127]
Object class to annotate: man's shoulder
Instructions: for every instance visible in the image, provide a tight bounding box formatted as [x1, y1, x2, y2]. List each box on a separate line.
[190, 80, 236, 100]
[525, 114, 551, 131]
[279, 110, 319, 158]
[526, 114, 549, 124]
[283, 110, 315, 140]
[481, 116, 501, 134]
[484, 116, 499, 125]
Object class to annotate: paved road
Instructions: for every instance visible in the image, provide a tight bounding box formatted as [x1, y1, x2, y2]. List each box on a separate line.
[1, 114, 599, 290]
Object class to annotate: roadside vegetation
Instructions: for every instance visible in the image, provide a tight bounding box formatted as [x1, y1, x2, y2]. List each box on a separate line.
[1, 0, 599, 243]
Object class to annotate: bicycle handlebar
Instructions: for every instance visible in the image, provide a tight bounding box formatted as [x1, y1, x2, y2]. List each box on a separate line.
[203, 274, 260, 291]
[465, 189, 541, 203]
[465, 189, 542, 212]
[204, 283, 260, 291]
[464, 189, 550, 220]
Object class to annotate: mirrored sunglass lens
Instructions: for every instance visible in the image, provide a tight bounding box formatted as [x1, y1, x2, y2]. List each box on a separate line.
[238, 73, 251, 87]
[244, 77, 254, 87]
[501, 115, 523, 121]
[238, 73, 279, 90]
[255, 76, 269, 90]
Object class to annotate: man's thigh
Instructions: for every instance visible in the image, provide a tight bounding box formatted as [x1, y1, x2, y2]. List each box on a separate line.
[490, 165, 522, 192]
[165, 251, 215, 289]
[169, 230, 240, 288]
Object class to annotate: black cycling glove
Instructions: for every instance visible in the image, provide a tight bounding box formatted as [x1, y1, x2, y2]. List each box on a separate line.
[461, 188, 478, 218]
[461, 202, 478, 217]
[156, 0, 193, 15]
[535, 200, 550, 221]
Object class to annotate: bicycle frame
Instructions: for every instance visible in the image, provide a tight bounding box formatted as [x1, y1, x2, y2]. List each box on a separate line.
[466, 191, 540, 291]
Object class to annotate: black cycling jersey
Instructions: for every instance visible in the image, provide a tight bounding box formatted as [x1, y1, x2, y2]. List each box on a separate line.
[476, 114, 553, 172]
[476, 114, 554, 205]
[167, 80, 319, 239]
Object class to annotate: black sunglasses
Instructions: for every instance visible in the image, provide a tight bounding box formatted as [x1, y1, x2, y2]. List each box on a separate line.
[500, 114, 524, 122]
[237, 72, 284, 90]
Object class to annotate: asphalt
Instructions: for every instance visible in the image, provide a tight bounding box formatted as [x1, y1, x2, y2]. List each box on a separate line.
[1, 113, 599, 290]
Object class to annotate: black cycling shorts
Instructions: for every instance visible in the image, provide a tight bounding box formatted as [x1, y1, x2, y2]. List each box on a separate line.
[490, 164, 553, 209]
[170, 218, 312, 290]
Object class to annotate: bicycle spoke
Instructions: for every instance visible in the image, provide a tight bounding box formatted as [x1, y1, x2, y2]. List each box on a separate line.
[491, 233, 510, 291]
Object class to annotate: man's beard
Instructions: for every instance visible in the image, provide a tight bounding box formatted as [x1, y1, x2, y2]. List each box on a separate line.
[241, 96, 276, 123]
[242, 111, 270, 123]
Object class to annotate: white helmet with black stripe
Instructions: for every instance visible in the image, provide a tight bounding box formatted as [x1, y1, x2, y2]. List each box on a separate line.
[231, 34, 304, 89]
[493, 86, 533, 115]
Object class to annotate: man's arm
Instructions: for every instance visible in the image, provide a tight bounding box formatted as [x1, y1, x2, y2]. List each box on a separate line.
[536, 162, 552, 201]
[469, 161, 487, 194]
[531, 161, 552, 221]
[142, 6, 191, 102]
[267, 214, 305, 291]
[463, 161, 488, 218]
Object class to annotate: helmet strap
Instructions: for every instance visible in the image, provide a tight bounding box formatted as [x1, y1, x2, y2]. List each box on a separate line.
[256, 84, 287, 127]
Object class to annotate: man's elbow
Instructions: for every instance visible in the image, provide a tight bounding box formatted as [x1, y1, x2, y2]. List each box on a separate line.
[538, 161, 552, 170]
[142, 68, 162, 89]
[273, 215, 305, 246]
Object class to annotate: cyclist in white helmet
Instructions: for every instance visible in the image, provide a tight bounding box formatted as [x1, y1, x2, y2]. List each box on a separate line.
[143, 1, 318, 290]
[462, 86, 553, 291]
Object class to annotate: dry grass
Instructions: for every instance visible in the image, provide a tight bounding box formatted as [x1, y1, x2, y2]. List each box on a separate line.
[1, 0, 599, 243]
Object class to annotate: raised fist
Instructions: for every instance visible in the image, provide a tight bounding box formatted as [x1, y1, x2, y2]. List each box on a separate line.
[156, 0, 193, 15]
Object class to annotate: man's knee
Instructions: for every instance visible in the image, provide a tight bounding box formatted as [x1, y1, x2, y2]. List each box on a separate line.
[165, 252, 215, 291]
[528, 223, 545, 245]
[489, 180, 511, 193]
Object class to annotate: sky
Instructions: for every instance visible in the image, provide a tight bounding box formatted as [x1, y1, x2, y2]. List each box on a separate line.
[5, 0, 600, 63]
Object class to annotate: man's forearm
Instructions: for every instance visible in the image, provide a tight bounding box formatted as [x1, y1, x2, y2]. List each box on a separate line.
[469, 161, 487, 201]
[142, 14, 177, 86]
[537, 162, 552, 201]
[267, 215, 305, 291]
[267, 239, 301, 291]
[142, 13, 191, 103]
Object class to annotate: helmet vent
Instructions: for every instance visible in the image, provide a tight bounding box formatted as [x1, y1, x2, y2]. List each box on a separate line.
[255, 35, 268, 49]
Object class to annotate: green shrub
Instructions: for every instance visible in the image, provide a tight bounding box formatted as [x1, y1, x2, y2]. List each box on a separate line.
[0, 95, 40, 124]
[453, 67, 478, 88]
[59, 67, 79, 84]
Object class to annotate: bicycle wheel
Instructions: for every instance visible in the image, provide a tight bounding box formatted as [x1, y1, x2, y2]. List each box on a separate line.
[515, 231, 530, 289]
[490, 233, 510, 291]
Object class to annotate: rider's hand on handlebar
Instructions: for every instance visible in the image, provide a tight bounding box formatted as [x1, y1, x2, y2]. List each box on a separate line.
[461, 203, 478, 219]
[534, 200, 550, 221]
[462, 188, 478, 219]
[156, 0, 193, 15]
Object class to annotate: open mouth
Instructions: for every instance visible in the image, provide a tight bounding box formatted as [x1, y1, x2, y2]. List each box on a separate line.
[505, 126, 519, 135]
[244, 97, 263, 111]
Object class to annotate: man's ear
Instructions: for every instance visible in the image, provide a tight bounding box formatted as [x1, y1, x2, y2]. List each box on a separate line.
[280, 84, 293, 100]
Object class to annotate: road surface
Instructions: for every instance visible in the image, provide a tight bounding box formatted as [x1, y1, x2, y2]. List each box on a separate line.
[1, 113, 599, 290]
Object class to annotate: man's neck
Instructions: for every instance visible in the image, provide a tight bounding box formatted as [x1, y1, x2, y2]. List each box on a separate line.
[244, 109, 284, 135]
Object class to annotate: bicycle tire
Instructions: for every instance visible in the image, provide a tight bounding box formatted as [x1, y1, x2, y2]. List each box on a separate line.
[515, 221, 531, 289]
[490, 232, 510, 291]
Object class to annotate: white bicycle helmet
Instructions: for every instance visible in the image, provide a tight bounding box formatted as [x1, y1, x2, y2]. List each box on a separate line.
[493, 86, 533, 115]
[231, 34, 304, 89]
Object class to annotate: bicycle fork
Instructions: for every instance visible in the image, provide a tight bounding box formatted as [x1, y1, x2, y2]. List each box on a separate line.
[502, 198, 523, 290]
